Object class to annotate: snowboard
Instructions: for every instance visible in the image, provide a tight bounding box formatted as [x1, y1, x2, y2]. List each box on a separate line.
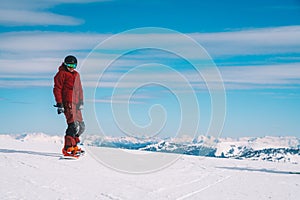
[60, 155, 80, 160]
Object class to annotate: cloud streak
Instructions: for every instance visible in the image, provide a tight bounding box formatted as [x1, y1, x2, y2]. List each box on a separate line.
[1, 25, 299, 55]
[0, 32, 107, 52]
[0, 10, 83, 26]
[90, 63, 300, 90]
[3, 62, 298, 91]
[220, 63, 300, 90]
[0, 0, 109, 26]
[193, 26, 300, 56]
[0, 26, 299, 90]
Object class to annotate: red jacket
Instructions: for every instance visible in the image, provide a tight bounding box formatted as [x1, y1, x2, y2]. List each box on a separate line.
[53, 64, 83, 105]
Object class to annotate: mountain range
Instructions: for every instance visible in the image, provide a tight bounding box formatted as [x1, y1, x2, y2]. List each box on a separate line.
[83, 134, 300, 164]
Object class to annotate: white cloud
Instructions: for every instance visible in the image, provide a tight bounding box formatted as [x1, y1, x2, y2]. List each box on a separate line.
[0, 80, 52, 88]
[219, 63, 300, 89]
[192, 26, 300, 56]
[82, 63, 300, 90]
[0, 57, 61, 75]
[1, 62, 299, 91]
[0, 26, 299, 90]
[0, 32, 107, 52]
[0, 0, 109, 26]
[1, 26, 299, 55]
[0, 10, 83, 26]
[68, 25, 300, 57]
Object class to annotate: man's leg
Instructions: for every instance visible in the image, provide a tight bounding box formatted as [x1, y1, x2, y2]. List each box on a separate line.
[63, 122, 79, 151]
[75, 121, 85, 143]
[74, 108, 85, 144]
[63, 103, 78, 152]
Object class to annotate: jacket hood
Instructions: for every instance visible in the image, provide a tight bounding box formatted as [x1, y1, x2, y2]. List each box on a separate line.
[59, 63, 67, 71]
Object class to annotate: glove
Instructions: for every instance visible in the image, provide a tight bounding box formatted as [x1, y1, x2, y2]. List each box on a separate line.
[77, 101, 84, 110]
[54, 103, 64, 114]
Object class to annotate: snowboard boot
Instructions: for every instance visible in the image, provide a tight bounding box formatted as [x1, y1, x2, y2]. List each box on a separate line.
[74, 136, 85, 155]
[62, 135, 78, 157]
[62, 146, 77, 157]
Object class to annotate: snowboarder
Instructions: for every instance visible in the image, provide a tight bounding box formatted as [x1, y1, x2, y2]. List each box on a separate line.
[53, 55, 85, 157]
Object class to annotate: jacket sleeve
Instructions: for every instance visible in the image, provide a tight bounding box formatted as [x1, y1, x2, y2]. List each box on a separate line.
[78, 73, 84, 103]
[53, 71, 64, 104]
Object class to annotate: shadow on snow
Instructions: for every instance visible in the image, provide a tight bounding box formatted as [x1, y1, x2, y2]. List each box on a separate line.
[0, 148, 61, 158]
[217, 166, 300, 175]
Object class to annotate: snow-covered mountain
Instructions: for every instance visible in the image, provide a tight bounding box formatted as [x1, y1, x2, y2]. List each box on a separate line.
[214, 136, 300, 163]
[83, 134, 300, 164]
[3, 133, 300, 164]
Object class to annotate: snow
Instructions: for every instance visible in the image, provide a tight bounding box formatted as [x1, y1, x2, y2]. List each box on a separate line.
[0, 133, 299, 200]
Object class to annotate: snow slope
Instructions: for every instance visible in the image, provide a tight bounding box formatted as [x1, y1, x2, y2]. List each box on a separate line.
[1, 133, 300, 200]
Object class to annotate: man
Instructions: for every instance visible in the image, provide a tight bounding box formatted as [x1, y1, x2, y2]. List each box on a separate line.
[53, 55, 85, 156]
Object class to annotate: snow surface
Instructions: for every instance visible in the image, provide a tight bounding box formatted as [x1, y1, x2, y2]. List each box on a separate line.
[1, 133, 300, 200]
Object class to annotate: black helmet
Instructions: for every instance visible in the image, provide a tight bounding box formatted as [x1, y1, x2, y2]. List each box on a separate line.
[64, 55, 77, 65]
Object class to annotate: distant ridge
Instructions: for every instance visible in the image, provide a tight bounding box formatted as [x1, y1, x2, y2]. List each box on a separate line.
[2, 133, 299, 163]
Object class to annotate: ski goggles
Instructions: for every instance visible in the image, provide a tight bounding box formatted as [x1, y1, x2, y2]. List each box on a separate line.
[64, 62, 77, 69]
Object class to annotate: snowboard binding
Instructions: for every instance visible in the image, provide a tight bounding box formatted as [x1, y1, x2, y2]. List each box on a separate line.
[62, 146, 85, 158]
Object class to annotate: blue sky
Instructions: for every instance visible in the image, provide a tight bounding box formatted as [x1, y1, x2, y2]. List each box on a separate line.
[0, 0, 300, 138]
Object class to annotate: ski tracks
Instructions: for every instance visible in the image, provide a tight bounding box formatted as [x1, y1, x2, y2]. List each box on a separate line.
[176, 175, 231, 200]
[99, 192, 122, 200]
[148, 170, 231, 199]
